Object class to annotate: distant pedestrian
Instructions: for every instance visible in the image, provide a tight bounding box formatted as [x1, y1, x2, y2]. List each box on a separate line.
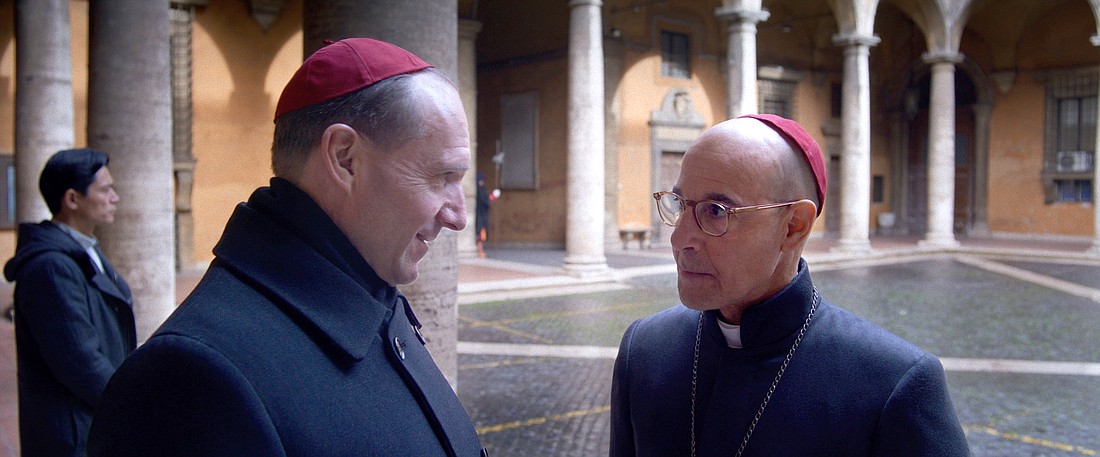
[476, 172, 498, 257]
[87, 38, 486, 456]
[610, 114, 969, 456]
[4, 148, 135, 457]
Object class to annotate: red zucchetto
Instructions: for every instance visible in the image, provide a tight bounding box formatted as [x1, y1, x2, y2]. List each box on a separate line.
[274, 38, 432, 121]
[738, 114, 828, 216]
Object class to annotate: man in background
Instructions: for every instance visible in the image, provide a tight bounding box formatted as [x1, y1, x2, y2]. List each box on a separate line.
[4, 148, 135, 457]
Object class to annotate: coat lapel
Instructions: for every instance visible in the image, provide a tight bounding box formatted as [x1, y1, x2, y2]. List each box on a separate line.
[90, 245, 132, 305]
[386, 298, 483, 457]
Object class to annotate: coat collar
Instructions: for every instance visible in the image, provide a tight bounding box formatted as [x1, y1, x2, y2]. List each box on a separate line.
[212, 180, 397, 362]
[703, 259, 816, 350]
[5, 221, 131, 305]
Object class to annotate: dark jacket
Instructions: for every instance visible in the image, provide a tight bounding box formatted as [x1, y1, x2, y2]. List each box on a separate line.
[88, 179, 486, 457]
[611, 261, 970, 457]
[4, 221, 135, 457]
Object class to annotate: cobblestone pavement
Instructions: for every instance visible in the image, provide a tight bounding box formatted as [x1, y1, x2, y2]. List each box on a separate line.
[457, 248, 1100, 457]
[2, 239, 1099, 456]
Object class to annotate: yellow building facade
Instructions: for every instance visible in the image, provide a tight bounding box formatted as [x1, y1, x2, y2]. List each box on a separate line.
[1, 0, 1098, 268]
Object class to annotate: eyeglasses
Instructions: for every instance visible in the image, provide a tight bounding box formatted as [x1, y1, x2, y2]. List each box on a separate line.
[653, 191, 805, 237]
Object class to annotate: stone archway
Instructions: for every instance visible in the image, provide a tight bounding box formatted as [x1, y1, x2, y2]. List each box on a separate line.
[889, 55, 993, 236]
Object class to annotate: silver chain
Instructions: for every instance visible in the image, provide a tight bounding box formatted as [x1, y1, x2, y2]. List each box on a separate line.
[689, 289, 819, 457]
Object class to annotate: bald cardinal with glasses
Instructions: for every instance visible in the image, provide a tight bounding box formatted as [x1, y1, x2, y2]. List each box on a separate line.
[610, 114, 969, 457]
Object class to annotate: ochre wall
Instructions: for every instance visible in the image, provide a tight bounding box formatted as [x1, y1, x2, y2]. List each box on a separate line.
[188, 0, 302, 264]
[477, 57, 569, 246]
[988, 73, 1093, 236]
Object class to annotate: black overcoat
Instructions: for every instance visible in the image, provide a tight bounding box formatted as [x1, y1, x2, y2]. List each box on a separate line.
[611, 261, 971, 457]
[4, 221, 135, 457]
[88, 179, 486, 457]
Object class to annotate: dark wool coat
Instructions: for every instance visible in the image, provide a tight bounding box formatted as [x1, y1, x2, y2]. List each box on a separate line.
[610, 261, 971, 457]
[4, 221, 135, 457]
[88, 179, 486, 457]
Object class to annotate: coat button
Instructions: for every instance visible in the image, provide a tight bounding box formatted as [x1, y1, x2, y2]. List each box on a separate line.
[393, 337, 406, 360]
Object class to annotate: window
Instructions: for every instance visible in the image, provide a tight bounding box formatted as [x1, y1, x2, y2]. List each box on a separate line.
[872, 175, 885, 204]
[660, 31, 690, 79]
[0, 155, 13, 229]
[499, 91, 539, 190]
[758, 79, 795, 119]
[1055, 179, 1092, 202]
[1044, 72, 1095, 203]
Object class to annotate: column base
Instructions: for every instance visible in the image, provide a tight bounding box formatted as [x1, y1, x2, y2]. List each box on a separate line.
[918, 234, 960, 250]
[1088, 239, 1100, 256]
[562, 255, 610, 278]
[830, 237, 873, 255]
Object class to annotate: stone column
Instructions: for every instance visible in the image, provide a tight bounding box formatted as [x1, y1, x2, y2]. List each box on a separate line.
[831, 34, 879, 254]
[919, 52, 963, 249]
[715, 5, 769, 118]
[88, 0, 176, 340]
[171, 1, 200, 271]
[564, 0, 609, 276]
[458, 19, 481, 259]
[13, 0, 74, 223]
[1091, 36, 1100, 255]
[970, 103, 992, 236]
[303, 0, 464, 388]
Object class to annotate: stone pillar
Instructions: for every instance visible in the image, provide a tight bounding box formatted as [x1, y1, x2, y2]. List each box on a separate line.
[458, 19, 481, 259]
[13, 0, 73, 223]
[715, 5, 769, 118]
[831, 34, 879, 254]
[1091, 36, 1100, 255]
[170, 2, 200, 271]
[970, 103, 992, 236]
[564, 0, 608, 276]
[88, 0, 176, 341]
[919, 52, 963, 248]
[303, 0, 464, 388]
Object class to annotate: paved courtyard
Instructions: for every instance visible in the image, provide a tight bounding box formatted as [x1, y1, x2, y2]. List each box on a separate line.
[456, 242, 1100, 456]
[2, 237, 1099, 456]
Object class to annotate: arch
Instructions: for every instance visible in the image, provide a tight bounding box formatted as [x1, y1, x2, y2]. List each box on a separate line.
[885, 52, 994, 235]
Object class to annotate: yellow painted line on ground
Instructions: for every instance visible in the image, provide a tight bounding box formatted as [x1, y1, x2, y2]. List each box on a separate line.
[477, 405, 612, 435]
[965, 425, 1097, 455]
[458, 357, 546, 370]
[458, 315, 555, 344]
[464, 302, 642, 328]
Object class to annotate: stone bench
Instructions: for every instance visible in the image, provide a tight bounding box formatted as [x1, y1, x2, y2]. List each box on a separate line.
[618, 226, 651, 250]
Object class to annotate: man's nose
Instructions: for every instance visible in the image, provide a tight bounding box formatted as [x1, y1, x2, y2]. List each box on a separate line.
[440, 189, 467, 232]
[669, 208, 702, 250]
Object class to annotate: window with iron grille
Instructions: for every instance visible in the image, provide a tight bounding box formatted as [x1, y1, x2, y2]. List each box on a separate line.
[759, 79, 795, 119]
[660, 31, 690, 79]
[1043, 71, 1095, 203]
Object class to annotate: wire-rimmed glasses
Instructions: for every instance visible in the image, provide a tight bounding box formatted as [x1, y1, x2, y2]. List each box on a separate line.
[653, 191, 806, 237]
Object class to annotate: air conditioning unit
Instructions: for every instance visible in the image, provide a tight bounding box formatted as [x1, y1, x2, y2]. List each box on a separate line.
[1055, 151, 1093, 173]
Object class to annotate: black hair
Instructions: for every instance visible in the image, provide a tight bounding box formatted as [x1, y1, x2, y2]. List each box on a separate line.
[38, 148, 110, 215]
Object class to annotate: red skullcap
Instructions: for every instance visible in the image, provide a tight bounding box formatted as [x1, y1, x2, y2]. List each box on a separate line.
[738, 114, 828, 216]
[274, 38, 433, 121]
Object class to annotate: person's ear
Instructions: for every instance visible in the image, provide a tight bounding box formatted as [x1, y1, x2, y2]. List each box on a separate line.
[318, 123, 360, 193]
[62, 189, 81, 211]
[781, 199, 817, 251]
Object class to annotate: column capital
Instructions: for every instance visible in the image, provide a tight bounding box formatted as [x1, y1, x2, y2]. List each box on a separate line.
[922, 51, 964, 65]
[832, 33, 880, 48]
[715, 6, 770, 24]
[569, 0, 602, 8]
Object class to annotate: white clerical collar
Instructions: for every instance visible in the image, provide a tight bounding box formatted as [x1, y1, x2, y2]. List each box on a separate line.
[716, 318, 743, 349]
